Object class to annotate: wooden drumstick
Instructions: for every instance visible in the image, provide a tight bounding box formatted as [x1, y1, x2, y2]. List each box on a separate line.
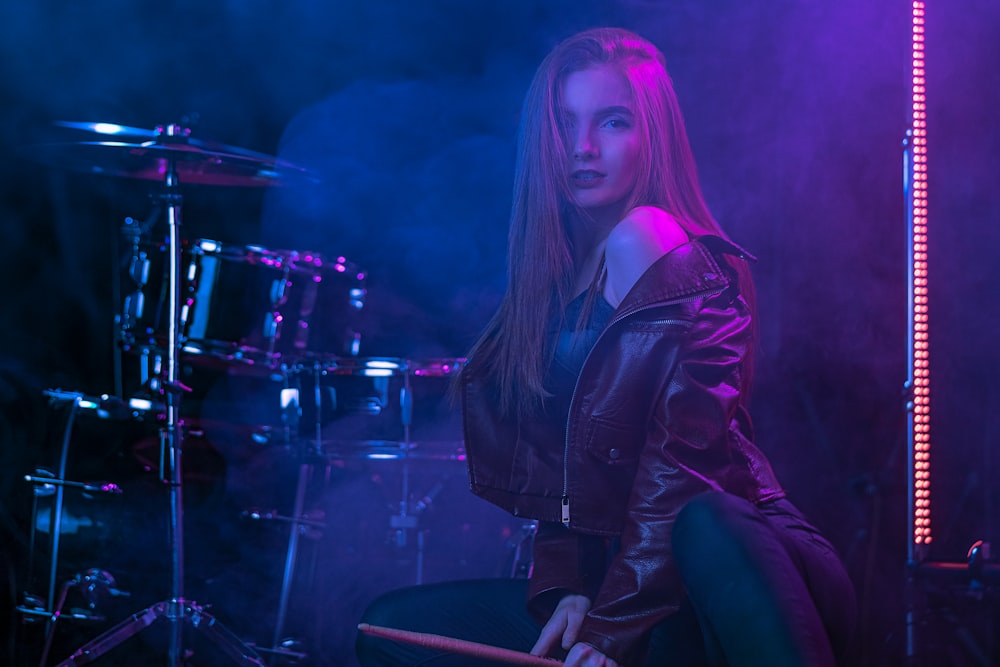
[357, 623, 563, 667]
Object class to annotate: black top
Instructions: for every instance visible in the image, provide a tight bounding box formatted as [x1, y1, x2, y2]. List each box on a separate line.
[545, 291, 616, 424]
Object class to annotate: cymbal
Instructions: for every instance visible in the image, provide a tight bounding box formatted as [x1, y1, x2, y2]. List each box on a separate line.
[29, 122, 314, 187]
[53, 120, 161, 139]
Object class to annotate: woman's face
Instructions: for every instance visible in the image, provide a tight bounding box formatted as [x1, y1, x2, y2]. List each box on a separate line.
[559, 64, 641, 216]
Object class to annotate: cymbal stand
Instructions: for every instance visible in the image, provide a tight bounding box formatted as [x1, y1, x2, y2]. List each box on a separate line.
[55, 124, 263, 667]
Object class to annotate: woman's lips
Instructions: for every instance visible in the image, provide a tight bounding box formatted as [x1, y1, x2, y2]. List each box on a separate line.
[571, 170, 605, 188]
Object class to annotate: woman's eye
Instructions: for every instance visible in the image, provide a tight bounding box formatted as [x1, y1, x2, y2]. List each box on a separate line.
[603, 118, 630, 129]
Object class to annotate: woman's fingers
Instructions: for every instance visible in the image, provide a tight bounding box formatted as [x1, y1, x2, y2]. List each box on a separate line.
[558, 596, 590, 649]
[564, 643, 619, 667]
[530, 620, 564, 656]
[531, 594, 591, 656]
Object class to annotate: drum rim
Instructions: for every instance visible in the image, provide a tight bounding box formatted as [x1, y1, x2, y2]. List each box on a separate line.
[192, 237, 366, 277]
[317, 439, 467, 461]
[289, 356, 467, 377]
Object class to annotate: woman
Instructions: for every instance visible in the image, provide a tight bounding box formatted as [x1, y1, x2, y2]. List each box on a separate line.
[357, 27, 856, 667]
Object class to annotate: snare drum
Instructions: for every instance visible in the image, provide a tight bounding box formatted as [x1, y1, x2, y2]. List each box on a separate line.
[288, 357, 466, 459]
[119, 239, 367, 368]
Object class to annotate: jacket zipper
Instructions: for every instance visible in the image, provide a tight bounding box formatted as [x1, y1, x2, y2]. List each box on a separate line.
[560, 289, 723, 528]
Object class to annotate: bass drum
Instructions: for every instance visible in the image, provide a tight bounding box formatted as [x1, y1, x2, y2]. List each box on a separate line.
[195, 405, 531, 667]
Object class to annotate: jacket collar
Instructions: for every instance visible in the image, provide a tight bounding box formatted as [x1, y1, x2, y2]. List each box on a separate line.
[614, 234, 753, 316]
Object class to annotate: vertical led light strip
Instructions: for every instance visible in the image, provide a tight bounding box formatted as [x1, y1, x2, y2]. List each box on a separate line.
[908, 0, 931, 557]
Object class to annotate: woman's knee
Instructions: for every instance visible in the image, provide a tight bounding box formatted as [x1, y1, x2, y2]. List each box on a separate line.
[671, 491, 765, 577]
[358, 584, 428, 630]
[674, 492, 751, 541]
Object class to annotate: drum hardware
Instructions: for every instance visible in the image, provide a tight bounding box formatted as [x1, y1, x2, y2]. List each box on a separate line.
[279, 382, 301, 447]
[38, 122, 267, 667]
[17, 568, 132, 628]
[390, 366, 417, 555]
[117, 215, 156, 365]
[25, 474, 122, 500]
[20, 392, 128, 667]
[42, 388, 155, 422]
[241, 509, 327, 532]
[115, 211, 160, 399]
[17, 593, 52, 624]
[30, 570, 130, 667]
[19, 589, 108, 667]
[27, 394, 91, 624]
[252, 638, 308, 663]
[389, 481, 446, 587]
[261, 361, 321, 666]
[268, 458, 317, 665]
[505, 522, 538, 579]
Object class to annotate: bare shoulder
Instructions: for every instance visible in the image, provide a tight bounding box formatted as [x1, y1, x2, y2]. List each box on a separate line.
[607, 206, 688, 253]
[603, 206, 689, 306]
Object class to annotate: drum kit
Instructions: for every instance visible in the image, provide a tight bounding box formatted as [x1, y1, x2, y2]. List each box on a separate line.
[17, 122, 533, 666]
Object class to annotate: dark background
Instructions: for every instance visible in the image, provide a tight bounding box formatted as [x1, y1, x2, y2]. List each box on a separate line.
[1, 1, 998, 665]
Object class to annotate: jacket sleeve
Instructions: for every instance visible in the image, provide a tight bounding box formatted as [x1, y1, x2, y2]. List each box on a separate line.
[526, 521, 610, 623]
[575, 291, 753, 665]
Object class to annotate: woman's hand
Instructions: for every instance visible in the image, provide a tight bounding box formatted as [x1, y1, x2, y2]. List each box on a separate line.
[531, 595, 619, 667]
[564, 642, 620, 667]
[530, 594, 591, 657]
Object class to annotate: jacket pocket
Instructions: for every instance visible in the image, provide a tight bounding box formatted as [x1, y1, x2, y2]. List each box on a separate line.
[584, 416, 643, 466]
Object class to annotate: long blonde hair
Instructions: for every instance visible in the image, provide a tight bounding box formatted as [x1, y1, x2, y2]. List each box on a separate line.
[463, 27, 755, 417]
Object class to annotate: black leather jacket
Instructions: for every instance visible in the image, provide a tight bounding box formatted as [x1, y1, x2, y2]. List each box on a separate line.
[462, 236, 785, 665]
